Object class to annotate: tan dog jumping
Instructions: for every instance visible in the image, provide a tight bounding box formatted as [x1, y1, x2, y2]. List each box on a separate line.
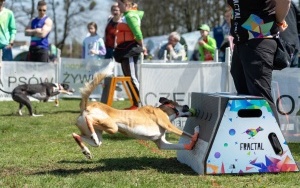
[72, 63, 199, 159]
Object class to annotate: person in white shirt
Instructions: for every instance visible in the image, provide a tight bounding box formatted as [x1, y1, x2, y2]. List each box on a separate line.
[158, 32, 186, 61]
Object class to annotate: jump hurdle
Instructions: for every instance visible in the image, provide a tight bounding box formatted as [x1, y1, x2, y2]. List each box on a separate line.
[177, 92, 299, 175]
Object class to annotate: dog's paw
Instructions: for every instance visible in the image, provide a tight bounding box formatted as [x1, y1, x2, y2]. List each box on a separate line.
[91, 132, 100, 146]
[32, 114, 44, 117]
[82, 146, 92, 159]
[194, 126, 200, 134]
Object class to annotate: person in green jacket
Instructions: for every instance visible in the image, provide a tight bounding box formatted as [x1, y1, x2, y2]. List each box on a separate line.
[198, 24, 217, 61]
[0, 0, 16, 61]
[114, 0, 147, 110]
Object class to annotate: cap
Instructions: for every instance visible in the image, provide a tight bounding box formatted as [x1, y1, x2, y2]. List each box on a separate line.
[198, 24, 210, 32]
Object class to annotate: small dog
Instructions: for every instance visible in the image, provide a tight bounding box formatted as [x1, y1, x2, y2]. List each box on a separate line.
[72, 63, 199, 159]
[0, 83, 75, 116]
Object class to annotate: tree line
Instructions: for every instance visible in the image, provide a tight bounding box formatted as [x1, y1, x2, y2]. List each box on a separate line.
[139, 0, 227, 37]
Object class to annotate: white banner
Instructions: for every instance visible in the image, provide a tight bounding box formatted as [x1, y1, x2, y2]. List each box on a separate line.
[1, 60, 300, 142]
[272, 69, 300, 141]
[140, 62, 228, 106]
[0, 61, 57, 101]
[59, 58, 112, 99]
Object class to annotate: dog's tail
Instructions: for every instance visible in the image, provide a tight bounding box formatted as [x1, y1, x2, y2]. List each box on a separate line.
[80, 62, 115, 112]
[0, 88, 12, 94]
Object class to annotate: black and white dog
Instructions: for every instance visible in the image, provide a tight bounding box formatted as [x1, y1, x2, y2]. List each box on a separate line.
[0, 83, 75, 116]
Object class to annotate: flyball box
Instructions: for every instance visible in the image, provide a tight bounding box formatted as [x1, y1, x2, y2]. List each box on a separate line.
[177, 92, 299, 175]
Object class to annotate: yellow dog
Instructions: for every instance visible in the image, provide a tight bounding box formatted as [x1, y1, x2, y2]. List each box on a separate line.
[72, 63, 199, 159]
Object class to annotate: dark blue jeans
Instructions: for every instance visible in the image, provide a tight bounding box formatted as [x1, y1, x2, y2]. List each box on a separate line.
[231, 38, 279, 124]
[1, 47, 13, 61]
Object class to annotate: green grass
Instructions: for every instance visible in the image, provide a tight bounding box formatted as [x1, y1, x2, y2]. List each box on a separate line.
[0, 99, 299, 188]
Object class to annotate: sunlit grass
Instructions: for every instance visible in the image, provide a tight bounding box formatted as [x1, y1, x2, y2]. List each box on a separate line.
[0, 99, 299, 188]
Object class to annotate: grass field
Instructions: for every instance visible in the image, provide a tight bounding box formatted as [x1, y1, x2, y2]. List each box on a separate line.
[0, 99, 299, 188]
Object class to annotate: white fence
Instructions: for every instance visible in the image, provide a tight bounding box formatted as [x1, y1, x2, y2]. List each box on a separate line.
[1, 52, 300, 142]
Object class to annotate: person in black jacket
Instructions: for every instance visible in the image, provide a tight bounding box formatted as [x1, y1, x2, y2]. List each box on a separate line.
[227, 0, 291, 125]
[280, 1, 300, 67]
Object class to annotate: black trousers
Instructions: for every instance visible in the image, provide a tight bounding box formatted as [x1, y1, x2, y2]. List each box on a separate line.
[29, 46, 49, 62]
[231, 38, 280, 124]
[120, 56, 140, 106]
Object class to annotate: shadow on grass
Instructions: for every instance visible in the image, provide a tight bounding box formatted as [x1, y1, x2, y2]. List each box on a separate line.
[0, 113, 19, 117]
[47, 110, 80, 114]
[34, 157, 196, 176]
[0, 110, 80, 117]
[288, 143, 300, 156]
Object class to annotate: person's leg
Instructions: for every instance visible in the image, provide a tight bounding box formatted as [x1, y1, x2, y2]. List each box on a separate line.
[130, 56, 140, 105]
[28, 48, 38, 62]
[292, 51, 299, 67]
[28, 48, 49, 62]
[230, 44, 249, 95]
[38, 48, 49, 62]
[238, 38, 279, 124]
[105, 48, 114, 59]
[120, 57, 140, 107]
[2, 47, 13, 61]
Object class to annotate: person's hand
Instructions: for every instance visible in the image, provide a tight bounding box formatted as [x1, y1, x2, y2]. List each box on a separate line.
[5, 43, 13, 49]
[90, 49, 97, 55]
[199, 40, 205, 46]
[35, 28, 42, 33]
[166, 44, 173, 51]
[277, 20, 288, 32]
[143, 47, 148, 56]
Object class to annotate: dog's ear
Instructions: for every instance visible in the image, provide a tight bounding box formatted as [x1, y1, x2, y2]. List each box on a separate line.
[159, 97, 169, 104]
[60, 83, 69, 90]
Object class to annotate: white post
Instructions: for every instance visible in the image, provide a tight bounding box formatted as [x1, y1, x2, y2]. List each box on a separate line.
[225, 47, 232, 92]
[214, 48, 219, 62]
[138, 52, 144, 107]
[164, 50, 167, 63]
[55, 49, 61, 106]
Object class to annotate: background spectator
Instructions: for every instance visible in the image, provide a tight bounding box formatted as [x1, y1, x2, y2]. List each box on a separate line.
[48, 43, 58, 63]
[280, 1, 300, 67]
[82, 22, 106, 60]
[219, 6, 232, 61]
[198, 24, 217, 61]
[25, 1, 53, 62]
[104, 2, 122, 59]
[0, 0, 16, 61]
[158, 31, 186, 61]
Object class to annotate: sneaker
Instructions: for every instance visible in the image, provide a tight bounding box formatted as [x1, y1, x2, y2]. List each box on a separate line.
[124, 105, 138, 110]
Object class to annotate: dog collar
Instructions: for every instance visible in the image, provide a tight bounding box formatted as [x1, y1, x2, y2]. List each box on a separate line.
[163, 103, 179, 118]
[57, 84, 62, 90]
[53, 84, 62, 92]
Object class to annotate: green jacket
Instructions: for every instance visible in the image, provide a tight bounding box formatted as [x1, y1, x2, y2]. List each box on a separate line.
[198, 35, 217, 61]
[0, 8, 16, 48]
[124, 10, 144, 41]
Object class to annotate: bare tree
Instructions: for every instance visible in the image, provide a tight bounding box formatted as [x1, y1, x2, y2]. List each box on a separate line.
[47, 0, 97, 50]
[139, 0, 227, 36]
[8, 0, 97, 53]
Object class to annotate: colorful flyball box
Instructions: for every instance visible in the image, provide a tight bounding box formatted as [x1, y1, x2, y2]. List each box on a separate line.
[177, 92, 299, 175]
